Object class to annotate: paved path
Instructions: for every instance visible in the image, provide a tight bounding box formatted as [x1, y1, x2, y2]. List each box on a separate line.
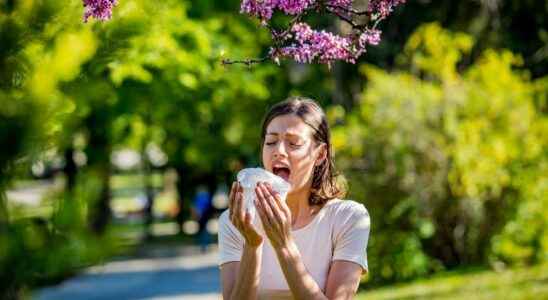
[34, 245, 222, 300]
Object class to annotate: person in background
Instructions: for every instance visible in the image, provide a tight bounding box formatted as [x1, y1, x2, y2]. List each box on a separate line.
[192, 184, 213, 253]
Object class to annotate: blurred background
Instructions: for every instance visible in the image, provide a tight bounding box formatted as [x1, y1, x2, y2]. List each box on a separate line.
[1, 0, 547, 299]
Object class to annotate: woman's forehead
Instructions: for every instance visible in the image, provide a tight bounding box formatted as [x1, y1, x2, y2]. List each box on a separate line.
[266, 115, 313, 138]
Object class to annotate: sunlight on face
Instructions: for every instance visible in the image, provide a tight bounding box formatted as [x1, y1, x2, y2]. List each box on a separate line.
[262, 114, 324, 194]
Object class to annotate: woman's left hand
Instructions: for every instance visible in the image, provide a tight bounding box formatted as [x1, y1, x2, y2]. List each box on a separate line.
[254, 182, 293, 250]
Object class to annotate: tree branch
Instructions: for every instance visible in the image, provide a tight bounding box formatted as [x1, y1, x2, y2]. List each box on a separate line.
[325, 4, 370, 16]
[326, 6, 367, 30]
[221, 56, 272, 66]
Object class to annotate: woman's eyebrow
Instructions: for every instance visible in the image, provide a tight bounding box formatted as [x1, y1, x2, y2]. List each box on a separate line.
[266, 132, 302, 138]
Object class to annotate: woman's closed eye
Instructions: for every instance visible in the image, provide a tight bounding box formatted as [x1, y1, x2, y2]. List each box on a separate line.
[265, 141, 302, 148]
[289, 142, 303, 148]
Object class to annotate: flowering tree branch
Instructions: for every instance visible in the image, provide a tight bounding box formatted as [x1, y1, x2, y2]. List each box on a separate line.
[79, 0, 405, 67]
[223, 0, 406, 67]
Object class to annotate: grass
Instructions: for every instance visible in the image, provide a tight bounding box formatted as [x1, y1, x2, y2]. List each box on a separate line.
[357, 263, 548, 300]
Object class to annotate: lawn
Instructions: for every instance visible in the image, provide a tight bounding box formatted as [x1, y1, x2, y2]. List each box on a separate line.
[357, 263, 548, 300]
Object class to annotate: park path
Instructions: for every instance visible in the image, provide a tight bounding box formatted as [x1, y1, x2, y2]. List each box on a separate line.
[34, 245, 222, 300]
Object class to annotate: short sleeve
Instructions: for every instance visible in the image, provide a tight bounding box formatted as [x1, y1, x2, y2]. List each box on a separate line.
[218, 210, 244, 266]
[332, 203, 371, 272]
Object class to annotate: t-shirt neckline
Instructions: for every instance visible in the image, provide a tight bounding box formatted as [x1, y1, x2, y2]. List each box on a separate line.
[291, 199, 340, 233]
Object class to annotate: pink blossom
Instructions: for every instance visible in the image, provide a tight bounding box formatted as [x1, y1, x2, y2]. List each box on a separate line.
[240, 0, 278, 21]
[238, 0, 406, 65]
[83, 0, 118, 22]
[278, 0, 316, 15]
[359, 29, 381, 47]
[240, 0, 316, 21]
[326, 0, 353, 10]
[275, 23, 355, 65]
[368, 0, 406, 18]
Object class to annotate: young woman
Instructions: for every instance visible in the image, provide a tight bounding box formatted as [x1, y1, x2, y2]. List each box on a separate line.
[219, 97, 370, 299]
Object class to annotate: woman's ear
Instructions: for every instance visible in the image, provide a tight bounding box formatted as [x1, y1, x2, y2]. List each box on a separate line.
[315, 143, 328, 167]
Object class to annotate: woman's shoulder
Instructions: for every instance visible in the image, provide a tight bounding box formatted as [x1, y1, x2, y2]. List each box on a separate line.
[324, 198, 369, 219]
[324, 199, 370, 236]
[218, 209, 244, 241]
[220, 209, 230, 220]
[219, 209, 237, 231]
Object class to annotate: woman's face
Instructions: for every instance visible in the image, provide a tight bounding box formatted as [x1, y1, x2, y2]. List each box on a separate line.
[262, 114, 325, 194]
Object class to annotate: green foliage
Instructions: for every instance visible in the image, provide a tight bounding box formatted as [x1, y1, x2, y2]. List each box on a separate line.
[491, 162, 548, 265]
[1, 0, 280, 295]
[0, 1, 96, 181]
[357, 263, 548, 300]
[87, 0, 276, 175]
[334, 23, 547, 284]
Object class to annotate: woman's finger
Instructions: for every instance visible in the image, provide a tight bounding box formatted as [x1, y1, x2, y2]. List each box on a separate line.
[232, 183, 242, 228]
[244, 211, 263, 246]
[244, 211, 253, 227]
[256, 184, 275, 226]
[261, 183, 286, 225]
[265, 183, 291, 220]
[255, 194, 271, 230]
[236, 182, 246, 225]
[244, 211, 259, 234]
[236, 185, 246, 226]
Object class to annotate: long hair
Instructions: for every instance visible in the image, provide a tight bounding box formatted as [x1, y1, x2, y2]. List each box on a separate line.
[260, 96, 347, 206]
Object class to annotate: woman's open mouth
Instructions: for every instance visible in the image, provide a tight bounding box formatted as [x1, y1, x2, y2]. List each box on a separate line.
[273, 166, 291, 182]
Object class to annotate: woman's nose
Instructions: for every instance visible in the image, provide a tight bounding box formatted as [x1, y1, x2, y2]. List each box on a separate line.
[273, 141, 288, 158]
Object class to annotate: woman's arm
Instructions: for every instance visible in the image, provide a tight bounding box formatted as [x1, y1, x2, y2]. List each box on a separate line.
[323, 261, 363, 299]
[220, 182, 264, 300]
[255, 183, 364, 300]
[274, 239, 327, 299]
[221, 244, 262, 300]
[274, 240, 363, 300]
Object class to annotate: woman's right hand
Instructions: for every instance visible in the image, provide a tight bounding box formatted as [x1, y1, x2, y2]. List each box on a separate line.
[229, 181, 263, 248]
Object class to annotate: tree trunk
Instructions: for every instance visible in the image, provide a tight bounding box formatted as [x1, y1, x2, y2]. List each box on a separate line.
[175, 164, 193, 234]
[0, 190, 8, 231]
[142, 152, 155, 239]
[85, 110, 112, 235]
[90, 164, 111, 234]
[63, 147, 77, 193]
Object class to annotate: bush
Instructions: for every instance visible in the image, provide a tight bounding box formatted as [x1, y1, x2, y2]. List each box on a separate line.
[331, 23, 548, 284]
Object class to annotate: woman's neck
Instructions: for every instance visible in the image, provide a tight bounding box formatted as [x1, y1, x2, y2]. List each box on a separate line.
[286, 186, 317, 226]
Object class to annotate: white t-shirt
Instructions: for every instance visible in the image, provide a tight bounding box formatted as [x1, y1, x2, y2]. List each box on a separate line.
[218, 199, 370, 299]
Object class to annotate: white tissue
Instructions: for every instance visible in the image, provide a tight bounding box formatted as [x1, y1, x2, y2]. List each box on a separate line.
[236, 168, 291, 223]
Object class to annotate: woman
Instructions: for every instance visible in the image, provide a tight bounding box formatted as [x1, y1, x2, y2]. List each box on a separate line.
[219, 97, 370, 299]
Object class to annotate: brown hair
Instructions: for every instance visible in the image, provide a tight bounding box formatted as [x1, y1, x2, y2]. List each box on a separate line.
[260, 96, 347, 206]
